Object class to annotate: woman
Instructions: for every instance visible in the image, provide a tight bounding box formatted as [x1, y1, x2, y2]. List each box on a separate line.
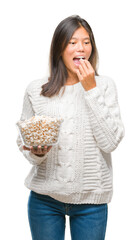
[17, 15, 124, 240]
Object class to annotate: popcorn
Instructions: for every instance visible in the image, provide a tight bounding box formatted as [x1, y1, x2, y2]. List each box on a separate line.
[16, 115, 63, 147]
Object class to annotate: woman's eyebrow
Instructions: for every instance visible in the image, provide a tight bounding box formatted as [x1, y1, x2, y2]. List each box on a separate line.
[71, 37, 90, 40]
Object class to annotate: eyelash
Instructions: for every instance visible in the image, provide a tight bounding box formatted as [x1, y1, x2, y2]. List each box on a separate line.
[69, 42, 90, 45]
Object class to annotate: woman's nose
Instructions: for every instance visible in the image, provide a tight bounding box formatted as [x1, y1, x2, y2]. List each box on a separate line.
[77, 42, 84, 51]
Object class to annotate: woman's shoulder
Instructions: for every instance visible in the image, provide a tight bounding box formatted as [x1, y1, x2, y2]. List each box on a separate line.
[26, 76, 49, 94]
[95, 75, 115, 84]
[95, 75, 117, 90]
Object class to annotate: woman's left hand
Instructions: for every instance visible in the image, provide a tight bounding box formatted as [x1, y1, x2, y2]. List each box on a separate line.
[23, 145, 52, 156]
[76, 59, 96, 91]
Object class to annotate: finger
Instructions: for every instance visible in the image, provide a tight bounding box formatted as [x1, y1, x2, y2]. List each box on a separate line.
[78, 62, 86, 77]
[47, 146, 52, 152]
[42, 145, 52, 154]
[31, 147, 44, 155]
[37, 145, 42, 154]
[84, 60, 95, 73]
[42, 145, 48, 154]
[79, 59, 89, 74]
[30, 146, 37, 154]
[33, 146, 37, 150]
[23, 145, 30, 151]
[40, 145, 50, 154]
[76, 69, 83, 81]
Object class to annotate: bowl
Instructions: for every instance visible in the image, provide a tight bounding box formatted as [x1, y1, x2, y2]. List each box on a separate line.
[16, 115, 63, 147]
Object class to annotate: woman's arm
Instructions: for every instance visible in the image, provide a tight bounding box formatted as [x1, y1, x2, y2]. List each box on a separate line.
[16, 87, 48, 165]
[84, 77, 125, 153]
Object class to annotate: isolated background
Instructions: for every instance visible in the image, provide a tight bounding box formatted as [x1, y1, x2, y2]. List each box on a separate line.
[0, 0, 140, 239]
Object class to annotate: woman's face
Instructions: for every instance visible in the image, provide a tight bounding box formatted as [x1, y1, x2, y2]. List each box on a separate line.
[62, 27, 92, 78]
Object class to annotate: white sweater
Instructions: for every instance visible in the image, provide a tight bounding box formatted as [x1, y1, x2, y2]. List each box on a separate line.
[17, 75, 124, 204]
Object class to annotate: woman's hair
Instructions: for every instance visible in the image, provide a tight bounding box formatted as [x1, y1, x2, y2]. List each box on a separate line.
[41, 15, 99, 97]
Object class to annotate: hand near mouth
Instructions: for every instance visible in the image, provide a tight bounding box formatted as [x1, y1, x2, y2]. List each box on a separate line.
[76, 59, 96, 91]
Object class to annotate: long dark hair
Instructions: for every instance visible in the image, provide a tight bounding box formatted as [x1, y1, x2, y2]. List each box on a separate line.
[41, 15, 99, 97]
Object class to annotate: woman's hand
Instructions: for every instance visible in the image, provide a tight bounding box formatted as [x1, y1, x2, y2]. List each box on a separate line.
[23, 145, 52, 156]
[76, 59, 96, 91]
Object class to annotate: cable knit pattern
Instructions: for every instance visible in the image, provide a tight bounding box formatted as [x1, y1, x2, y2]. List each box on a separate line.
[16, 75, 124, 204]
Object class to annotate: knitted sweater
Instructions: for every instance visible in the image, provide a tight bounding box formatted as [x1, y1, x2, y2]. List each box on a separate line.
[17, 75, 124, 204]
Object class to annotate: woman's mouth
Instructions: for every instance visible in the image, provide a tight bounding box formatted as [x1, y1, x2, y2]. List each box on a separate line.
[73, 56, 85, 66]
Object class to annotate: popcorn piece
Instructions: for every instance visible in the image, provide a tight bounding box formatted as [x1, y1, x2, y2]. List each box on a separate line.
[17, 115, 63, 147]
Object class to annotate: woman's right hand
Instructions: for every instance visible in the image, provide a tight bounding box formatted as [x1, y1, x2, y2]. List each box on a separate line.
[23, 145, 52, 156]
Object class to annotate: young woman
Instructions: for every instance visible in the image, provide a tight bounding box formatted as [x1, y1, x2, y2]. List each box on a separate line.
[17, 15, 125, 240]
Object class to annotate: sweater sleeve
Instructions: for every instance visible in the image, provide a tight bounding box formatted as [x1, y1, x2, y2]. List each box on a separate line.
[16, 87, 47, 165]
[84, 77, 125, 153]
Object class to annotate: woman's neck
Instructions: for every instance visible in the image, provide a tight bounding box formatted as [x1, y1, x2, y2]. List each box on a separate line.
[65, 80, 79, 85]
[65, 73, 79, 85]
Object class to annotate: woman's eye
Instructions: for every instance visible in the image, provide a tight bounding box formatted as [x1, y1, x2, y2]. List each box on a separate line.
[69, 42, 76, 45]
[69, 41, 90, 45]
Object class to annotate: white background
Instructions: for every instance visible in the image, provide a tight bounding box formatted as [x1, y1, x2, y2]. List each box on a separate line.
[0, 0, 140, 239]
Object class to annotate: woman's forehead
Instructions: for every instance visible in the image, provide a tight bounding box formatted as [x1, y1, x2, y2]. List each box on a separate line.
[71, 27, 90, 39]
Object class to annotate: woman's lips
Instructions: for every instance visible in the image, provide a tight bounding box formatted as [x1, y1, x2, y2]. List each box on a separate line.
[73, 57, 85, 66]
[73, 58, 81, 66]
